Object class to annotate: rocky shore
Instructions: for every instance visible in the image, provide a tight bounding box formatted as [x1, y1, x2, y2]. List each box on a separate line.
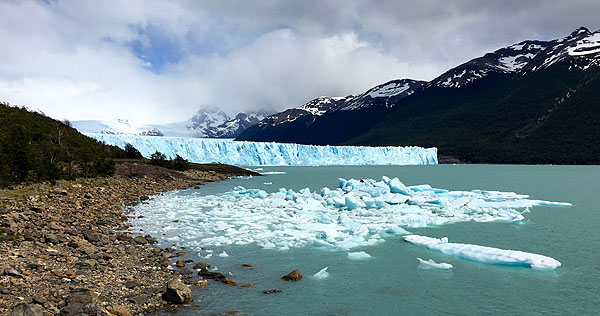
[0, 162, 257, 315]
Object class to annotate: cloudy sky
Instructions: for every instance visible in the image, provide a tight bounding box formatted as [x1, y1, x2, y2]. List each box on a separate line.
[1, 0, 599, 124]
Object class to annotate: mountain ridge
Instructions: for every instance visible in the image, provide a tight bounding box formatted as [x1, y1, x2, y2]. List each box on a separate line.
[237, 27, 600, 164]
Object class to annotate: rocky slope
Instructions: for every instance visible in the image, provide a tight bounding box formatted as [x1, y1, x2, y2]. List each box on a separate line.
[0, 162, 256, 315]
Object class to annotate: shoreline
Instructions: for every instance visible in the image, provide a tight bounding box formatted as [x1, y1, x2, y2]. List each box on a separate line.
[0, 162, 257, 315]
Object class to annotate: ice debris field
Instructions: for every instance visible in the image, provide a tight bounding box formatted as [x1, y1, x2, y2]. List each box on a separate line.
[87, 133, 437, 166]
[130, 176, 569, 270]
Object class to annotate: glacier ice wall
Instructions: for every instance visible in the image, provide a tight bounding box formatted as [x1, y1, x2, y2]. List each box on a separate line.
[87, 133, 437, 166]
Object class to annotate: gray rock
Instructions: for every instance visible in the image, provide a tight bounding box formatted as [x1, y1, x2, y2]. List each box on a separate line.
[125, 279, 142, 289]
[10, 303, 43, 316]
[133, 236, 147, 244]
[82, 230, 100, 243]
[163, 279, 193, 304]
[53, 188, 68, 196]
[4, 268, 22, 278]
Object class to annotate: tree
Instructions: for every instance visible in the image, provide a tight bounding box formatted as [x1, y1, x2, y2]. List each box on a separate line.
[171, 155, 189, 171]
[124, 143, 143, 159]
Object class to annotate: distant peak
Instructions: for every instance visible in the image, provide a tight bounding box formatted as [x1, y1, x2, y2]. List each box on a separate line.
[569, 26, 591, 37]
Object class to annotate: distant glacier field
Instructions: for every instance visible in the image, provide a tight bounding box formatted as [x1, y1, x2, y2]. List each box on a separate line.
[87, 133, 437, 166]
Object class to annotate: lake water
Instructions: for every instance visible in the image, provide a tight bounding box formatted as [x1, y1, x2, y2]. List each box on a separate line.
[137, 165, 600, 316]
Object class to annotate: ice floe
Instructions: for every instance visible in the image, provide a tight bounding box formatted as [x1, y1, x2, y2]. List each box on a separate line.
[313, 267, 329, 279]
[130, 176, 570, 254]
[348, 251, 372, 260]
[417, 258, 453, 270]
[405, 235, 561, 271]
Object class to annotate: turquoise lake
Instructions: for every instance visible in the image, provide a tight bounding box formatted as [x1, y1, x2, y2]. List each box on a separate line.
[140, 165, 600, 315]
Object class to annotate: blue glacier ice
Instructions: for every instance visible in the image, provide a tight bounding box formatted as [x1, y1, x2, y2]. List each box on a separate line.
[86, 133, 437, 166]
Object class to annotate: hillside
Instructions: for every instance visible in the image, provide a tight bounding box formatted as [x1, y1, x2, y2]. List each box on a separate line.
[237, 27, 600, 164]
[0, 102, 125, 186]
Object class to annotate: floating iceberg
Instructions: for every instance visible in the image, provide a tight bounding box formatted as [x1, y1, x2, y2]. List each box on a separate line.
[417, 258, 453, 270]
[130, 176, 570, 253]
[218, 251, 229, 257]
[86, 133, 437, 166]
[313, 267, 329, 279]
[405, 235, 561, 271]
[348, 251, 372, 260]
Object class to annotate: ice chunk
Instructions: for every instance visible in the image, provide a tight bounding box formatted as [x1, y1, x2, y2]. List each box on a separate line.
[417, 258, 453, 270]
[404, 235, 561, 271]
[348, 251, 372, 260]
[218, 251, 229, 258]
[313, 267, 329, 279]
[85, 134, 438, 166]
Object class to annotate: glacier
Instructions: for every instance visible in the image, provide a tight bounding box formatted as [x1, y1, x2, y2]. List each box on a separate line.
[405, 235, 561, 271]
[129, 176, 570, 258]
[86, 133, 437, 166]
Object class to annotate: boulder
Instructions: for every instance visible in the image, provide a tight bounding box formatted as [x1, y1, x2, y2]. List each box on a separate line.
[132, 236, 147, 244]
[10, 303, 44, 316]
[193, 262, 210, 270]
[163, 279, 193, 304]
[281, 269, 303, 281]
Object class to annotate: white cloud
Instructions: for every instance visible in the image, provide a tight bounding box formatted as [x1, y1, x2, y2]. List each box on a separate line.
[1, 0, 599, 123]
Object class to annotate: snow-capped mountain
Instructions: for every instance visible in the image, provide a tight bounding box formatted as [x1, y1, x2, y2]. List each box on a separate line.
[257, 79, 426, 128]
[72, 108, 271, 138]
[429, 27, 600, 88]
[237, 27, 600, 164]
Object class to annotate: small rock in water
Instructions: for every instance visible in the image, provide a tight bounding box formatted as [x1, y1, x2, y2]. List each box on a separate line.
[193, 262, 210, 270]
[263, 289, 282, 294]
[282, 269, 303, 281]
[176, 260, 186, 267]
[241, 264, 255, 268]
[240, 283, 255, 288]
[192, 280, 209, 287]
[163, 279, 193, 304]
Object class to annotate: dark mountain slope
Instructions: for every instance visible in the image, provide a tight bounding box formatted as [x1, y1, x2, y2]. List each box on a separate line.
[347, 59, 600, 164]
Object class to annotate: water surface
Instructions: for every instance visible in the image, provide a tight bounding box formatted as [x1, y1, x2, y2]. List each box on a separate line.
[141, 165, 599, 315]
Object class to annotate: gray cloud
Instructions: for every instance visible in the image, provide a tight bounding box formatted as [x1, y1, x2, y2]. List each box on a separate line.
[0, 0, 598, 123]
